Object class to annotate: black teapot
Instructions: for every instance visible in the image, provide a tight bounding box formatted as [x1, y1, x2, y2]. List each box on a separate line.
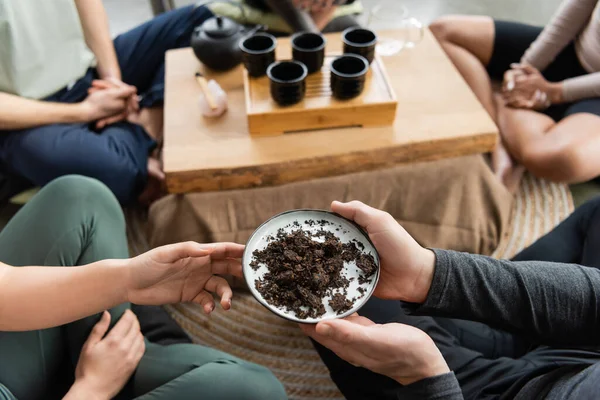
[191, 1, 263, 71]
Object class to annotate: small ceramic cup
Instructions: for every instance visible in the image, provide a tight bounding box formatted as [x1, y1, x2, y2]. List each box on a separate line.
[291, 32, 326, 74]
[267, 61, 308, 106]
[330, 54, 369, 100]
[239, 33, 277, 77]
[342, 27, 377, 64]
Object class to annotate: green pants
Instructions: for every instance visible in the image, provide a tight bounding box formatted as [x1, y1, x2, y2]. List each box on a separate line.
[0, 176, 286, 400]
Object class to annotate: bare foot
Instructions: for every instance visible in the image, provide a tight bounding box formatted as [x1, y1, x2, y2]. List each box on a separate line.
[493, 93, 525, 192]
[492, 141, 524, 193]
[138, 157, 166, 205]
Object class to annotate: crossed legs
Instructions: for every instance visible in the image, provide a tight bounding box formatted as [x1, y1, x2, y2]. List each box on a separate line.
[430, 15, 600, 186]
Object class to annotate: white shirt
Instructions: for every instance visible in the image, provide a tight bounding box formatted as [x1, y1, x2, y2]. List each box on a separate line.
[0, 0, 96, 99]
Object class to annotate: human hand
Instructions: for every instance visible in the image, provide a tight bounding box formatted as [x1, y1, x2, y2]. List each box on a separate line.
[126, 242, 244, 313]
[80, 84, 136, 129]
[69, 310, 145, 400]
[301, 314, 449, 385]
[502, 64, 562, 109]
[88, 78, 139, 129]
[331, 201, 435, 303]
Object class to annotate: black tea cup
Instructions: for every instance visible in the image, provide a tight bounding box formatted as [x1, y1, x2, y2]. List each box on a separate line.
[342, 27, 377, 64]
[330, 54, 369, 100]
[240, 33, 277, 77]
[267, 61, 308, 106]
[291, 32, 326, 74]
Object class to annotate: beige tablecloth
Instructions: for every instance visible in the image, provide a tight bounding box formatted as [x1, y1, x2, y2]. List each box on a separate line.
[149, 155, 513, 255]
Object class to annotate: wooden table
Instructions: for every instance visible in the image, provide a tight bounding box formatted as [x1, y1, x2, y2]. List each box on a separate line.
[163, 29, 498, 194]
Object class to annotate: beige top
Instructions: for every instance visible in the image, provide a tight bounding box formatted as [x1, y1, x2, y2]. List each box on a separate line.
[0, 0, 96, 99]
[521, 0, 600, 102]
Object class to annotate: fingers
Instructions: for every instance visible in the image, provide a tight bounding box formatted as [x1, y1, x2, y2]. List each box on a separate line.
[211, 259, 243, 278]
[511, 63, 536, 75]
[111, 85, 137, 99]
[85, 310, 111, 347]
[95, 111, 128, 130]
[106, 309, 136, 341]
[316, 318, 370, 344]
[121, 311, 142, 347]
[331, 200, 392, 232]
[191, 290, 216, 314]
[345, 315, 377, 327]
[154, 241, 216, 263]
[128, 332, 146, 367]
[204, 275, 233, 310]
[208, 242, 245, 260]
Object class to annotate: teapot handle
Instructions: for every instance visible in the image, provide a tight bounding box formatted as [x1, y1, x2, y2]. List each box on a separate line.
[195, 0, 248, 24]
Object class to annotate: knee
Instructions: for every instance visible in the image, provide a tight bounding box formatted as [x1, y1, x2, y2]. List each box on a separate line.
[41, 175, 125, 228]
[520, 144, 585, 183]
[429, 15, 464, 43]
[228, 363, 287, 400]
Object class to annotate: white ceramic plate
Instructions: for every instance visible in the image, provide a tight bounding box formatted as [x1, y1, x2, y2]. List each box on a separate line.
[242, 209, 380, 324]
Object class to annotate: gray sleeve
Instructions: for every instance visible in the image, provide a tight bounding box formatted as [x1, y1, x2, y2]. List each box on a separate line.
[398, 372, 463, 399]
[410, 249, 600, 345]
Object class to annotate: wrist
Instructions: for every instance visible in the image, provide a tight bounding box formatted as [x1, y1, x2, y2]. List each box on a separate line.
[74, 101, 93, 123]
[93, 259, 131, 305]
[392, 338, 450, 385]
[410, 249, 436, 303]
[64, 380, 108, 400]
[547, 82, 564, 104]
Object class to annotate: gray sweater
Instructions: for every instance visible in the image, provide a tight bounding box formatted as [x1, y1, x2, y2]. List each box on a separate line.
[402, 249, 600, 399]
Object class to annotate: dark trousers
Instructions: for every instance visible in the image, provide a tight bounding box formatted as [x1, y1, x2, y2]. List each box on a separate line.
[0, 6, 211, 205]
[0, 176, 286, 400]
[313, 197, 600, 399]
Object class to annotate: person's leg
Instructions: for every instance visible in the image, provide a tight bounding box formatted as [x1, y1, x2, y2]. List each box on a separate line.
[429, 16, 496, 117]
[0, 122, 155, 205]
[113, 4, 213, 142]
[0, 176, 129, 400]
[513, 195, 600, 267]
[498, 107, 600, 183]
[429, 18, 542, 188]
[128, 342, 286, 400]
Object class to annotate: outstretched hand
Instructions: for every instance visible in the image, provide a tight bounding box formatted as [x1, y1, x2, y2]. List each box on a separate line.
[301, 314, 449, 385]
[126, 242, 244, 314]
[331, 201, 435, 303]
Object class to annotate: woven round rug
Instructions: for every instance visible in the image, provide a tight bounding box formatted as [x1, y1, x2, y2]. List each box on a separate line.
[165, 173, 573, 400]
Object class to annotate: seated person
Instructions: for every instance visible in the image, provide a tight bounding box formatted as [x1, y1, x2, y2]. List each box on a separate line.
[303, 199, 600, 399]
[429, 0, 600, 187]
[241, 0, 360, 33]
[0, 175, 286, 400]
[0, 0, 214, 205]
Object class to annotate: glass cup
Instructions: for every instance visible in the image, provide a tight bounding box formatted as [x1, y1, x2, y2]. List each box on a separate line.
[366, 3, 424, 56]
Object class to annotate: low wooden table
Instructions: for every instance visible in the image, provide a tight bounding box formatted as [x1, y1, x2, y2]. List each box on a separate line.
[163, 29, 498, 194]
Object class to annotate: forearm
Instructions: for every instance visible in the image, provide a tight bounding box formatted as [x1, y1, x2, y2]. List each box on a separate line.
[521, 0, 597, 70]
[0, 260, 129, 331]
[410, 249, 600, 345]
[559, 73, 600, 102]
[0, 92, 87, 130]
[75, 0, 121, 79]
[63, 381, 104, 400]
[399, 372, 463, 400]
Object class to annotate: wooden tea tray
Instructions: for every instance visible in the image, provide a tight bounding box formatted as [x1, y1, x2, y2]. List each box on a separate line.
[243, 55, 397, 136]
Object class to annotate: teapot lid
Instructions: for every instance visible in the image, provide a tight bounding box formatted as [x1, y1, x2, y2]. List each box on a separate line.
[202, 16, 240, 39]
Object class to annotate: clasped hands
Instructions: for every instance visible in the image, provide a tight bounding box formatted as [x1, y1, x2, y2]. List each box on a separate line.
[79, 76, 140, 130]
[502, 63, 563, 110]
